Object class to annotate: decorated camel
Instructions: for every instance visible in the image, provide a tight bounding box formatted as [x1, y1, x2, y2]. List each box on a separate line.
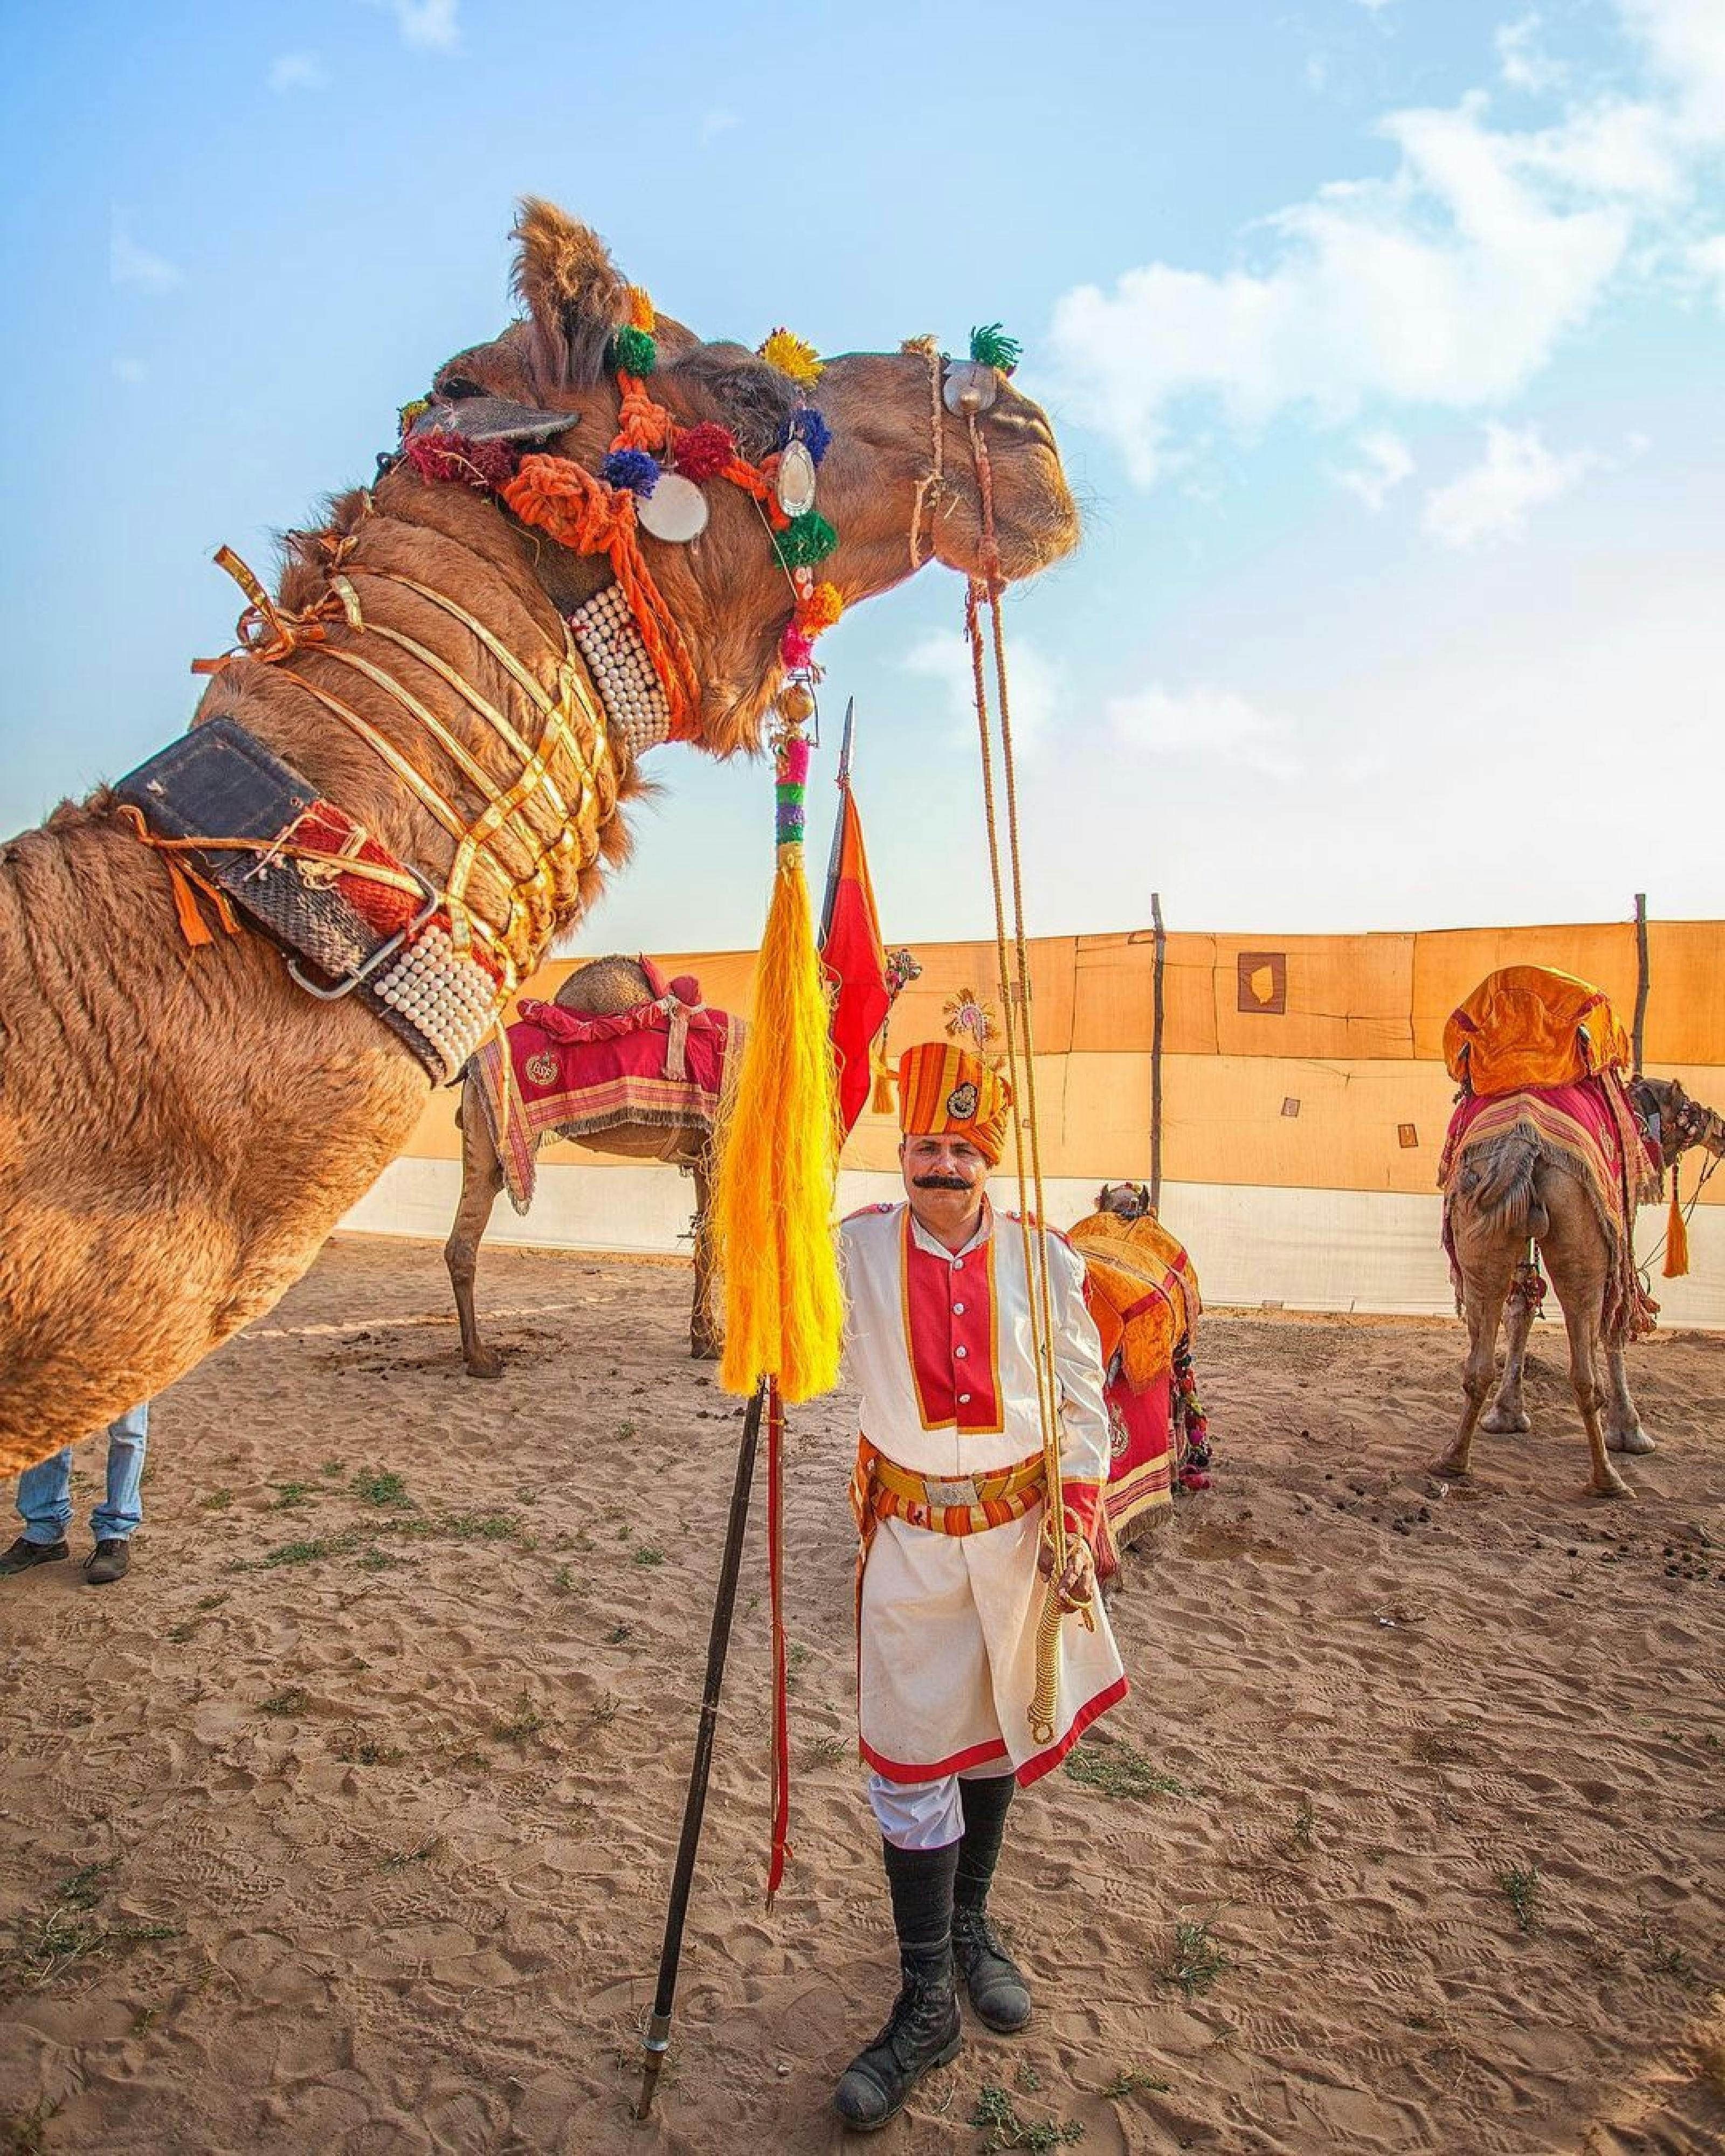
[1432, 966, 1725, 1498]
[446, 952, 739, 1373]
[0, 198, 1078, 1474]
[1068, 1180, 1212, 1580]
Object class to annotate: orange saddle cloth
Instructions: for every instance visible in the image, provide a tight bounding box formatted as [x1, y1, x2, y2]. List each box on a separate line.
[1444, 965, 1633, 1098]
[1067, 1209, 1201, 1395]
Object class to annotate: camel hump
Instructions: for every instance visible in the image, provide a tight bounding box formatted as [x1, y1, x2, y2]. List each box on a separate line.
[551, 953, 658, 1018]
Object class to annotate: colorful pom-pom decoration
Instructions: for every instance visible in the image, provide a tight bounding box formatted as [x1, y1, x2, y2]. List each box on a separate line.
[795, 581, 844, 634]
[778, 405, 833, 467]
[610, 325, 658, 377]
[779, 625, 815, 669]
[968, 323, 1023, 375]
[625, 285, 657, 333]
[398, 397, 430, 436]
[601, 447, 661, 497]
[405, 429, 520, 492]
[758, 328, 824, 385]
[772, 511, 838, 571]
[673, 421, 738, 482]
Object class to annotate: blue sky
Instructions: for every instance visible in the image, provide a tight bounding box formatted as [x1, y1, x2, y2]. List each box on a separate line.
[2, 0, 1720, 951]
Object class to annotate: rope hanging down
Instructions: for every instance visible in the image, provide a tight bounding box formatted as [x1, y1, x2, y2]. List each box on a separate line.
[961, 419, 1094, 1748]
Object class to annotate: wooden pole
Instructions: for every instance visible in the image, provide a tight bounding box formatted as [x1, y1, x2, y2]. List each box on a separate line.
[1149, 892, 1167, 1212]
[1632, 893, 1650, 1077]
[635, 1379, 768, 2122]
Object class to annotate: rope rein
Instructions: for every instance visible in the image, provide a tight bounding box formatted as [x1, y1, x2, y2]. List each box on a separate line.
[960, 420, 1093, 1747]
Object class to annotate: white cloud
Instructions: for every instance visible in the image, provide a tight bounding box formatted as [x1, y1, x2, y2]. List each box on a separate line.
[1107, 685, 1301, 779]
[111, 357, 148, 384]
[110, 212, 182, 293]
[1688, 232, 1725, 305]
[1420, 422, 1600, 548]
[699, 107, 740, 144]
[1046, 2, 1722, 489]
[1338, 429, 1416, 510]
[1496, 15, 1565, 96]
[270, 52, 327, 93]
[364, 0, 459, 52]
[901, 629, 1061, 754]
[1619, 0, 1725, 140]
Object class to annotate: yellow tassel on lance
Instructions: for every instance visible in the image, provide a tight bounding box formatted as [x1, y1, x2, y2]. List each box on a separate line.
[1664, 1176, 1689, 1279]
[870, 1044, 896, 1116]
[712, 842, 844, 1404]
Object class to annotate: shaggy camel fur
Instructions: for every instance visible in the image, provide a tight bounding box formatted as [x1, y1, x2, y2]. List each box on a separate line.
[1433, 1076, 1725, 1498]
[445, 954, 726, 1374]
[0, 198, 1079, 1474]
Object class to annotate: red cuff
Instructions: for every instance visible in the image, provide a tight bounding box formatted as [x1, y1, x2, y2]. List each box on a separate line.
[1059, 1478, 1102, 1544]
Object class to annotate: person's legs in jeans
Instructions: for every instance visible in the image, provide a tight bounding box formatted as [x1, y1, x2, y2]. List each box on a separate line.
[91, 1404, 149, 1543]
[16, 1449, 74, 1547]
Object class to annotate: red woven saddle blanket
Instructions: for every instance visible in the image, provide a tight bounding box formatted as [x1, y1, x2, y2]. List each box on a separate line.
[1438, 1073, 1660, 1344]
[471, 990, 739, 1213]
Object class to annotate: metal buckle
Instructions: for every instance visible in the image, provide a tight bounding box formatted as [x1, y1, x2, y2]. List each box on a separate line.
[924, 1475, 979, 1509]
[287, 863, 440, 1000]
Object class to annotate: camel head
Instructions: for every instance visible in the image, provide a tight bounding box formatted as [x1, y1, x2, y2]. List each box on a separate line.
[411, 199, 1081, 756]
[1096, 1181, 1154, 1221]
[1631, 1076, 1725, 1165]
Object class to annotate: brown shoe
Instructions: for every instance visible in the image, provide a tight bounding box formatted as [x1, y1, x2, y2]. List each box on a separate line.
[83, 1539, 132, 1586]
[0, 1535, 69, 1576]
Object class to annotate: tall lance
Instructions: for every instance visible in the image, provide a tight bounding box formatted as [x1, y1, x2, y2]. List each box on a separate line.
[636, 687, 844, 2122]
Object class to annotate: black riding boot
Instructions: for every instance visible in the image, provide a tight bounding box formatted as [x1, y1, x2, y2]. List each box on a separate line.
[951, 1774, 1033, 2033]
[833, 1839, 962, 2130]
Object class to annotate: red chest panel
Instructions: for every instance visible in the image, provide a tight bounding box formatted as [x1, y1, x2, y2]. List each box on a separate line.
[900, 1214, 1003, 1434]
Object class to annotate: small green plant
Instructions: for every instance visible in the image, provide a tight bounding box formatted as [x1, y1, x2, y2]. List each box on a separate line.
[132, 2004, 160, 2036]
[198, 1488, 233, 1512]
[1100, 2065, 1170, 2098]
[269, 1481, 316, 1510]
[605, 1622, 632, 1644]
[1642, 1925, 1697, 1984]
[1496, 1863, 1540, 1936]
[492, 1694, 544, 1743]
[259, 1688, 308, 1717]
[803, 1733, 848, 1769]
[2, 1867, 180, 1999]
[165, 1623, 193, 1644]
[616, 1420, 638, 1440]
[351, 1467, 411, 1509]
[970, 2081, 1085, 2152]
[381, 1840, 440, 1870]
[1014, 2061, 1043, 2095]
[551, 1565, 575, 1594]
[261, 1529, 360, 1568]
[590, 1692, 619, 1727]
[1157, 1919, 1229, 1999]
[1, 2097, 63, 2152]
[1065, 1742, 1188, 1801]
[356, 1545, 402, 1572]
[195, 1592, 229, 1612]
[631, 1545, 665, 1567]
[321, 1458, 345, 1477]
[1291, 1797, 1316, 1849]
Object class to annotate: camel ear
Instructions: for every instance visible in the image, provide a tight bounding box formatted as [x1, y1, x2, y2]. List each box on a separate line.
[511, 197, 629, 390]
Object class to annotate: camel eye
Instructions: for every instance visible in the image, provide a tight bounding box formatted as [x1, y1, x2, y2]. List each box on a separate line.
[437, 374, 485, 399]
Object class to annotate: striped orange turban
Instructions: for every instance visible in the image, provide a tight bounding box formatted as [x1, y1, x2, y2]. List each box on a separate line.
[896, 1042, 1013, 1166]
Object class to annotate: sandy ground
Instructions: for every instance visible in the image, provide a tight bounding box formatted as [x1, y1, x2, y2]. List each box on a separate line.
[1, 1233, 1722, 2156]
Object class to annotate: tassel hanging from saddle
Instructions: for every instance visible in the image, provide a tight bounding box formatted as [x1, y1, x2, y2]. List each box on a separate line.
[1664, 1161, 1689, 1278]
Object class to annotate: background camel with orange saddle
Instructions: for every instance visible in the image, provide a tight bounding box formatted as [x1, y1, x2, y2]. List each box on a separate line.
[0, 198, 1079, 1474]
[1432, 964, 1725, 1498]
[1068, 1182, 1212, 1580]
[445, 953, 743, 1373]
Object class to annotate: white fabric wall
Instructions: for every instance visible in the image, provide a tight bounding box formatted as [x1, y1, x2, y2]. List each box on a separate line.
[339, 1162, 1725, 1330]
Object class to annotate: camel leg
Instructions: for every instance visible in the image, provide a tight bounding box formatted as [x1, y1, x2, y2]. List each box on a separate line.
[1602, 1346, 1655, 1455]
[444, 1090, 509, 1380]
[1481, 1267, 1536, 1435]
[1536, 1187, 1633, 1498]
[688, 1148, 721, 1362]
[1431, 1254, 1516, 1481]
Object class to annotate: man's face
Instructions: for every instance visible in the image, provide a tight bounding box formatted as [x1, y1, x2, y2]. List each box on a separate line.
[900, 1132, 989, 1220]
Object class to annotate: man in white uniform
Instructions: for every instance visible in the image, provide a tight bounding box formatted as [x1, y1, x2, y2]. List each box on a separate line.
[833, 1039, 1127, 2129]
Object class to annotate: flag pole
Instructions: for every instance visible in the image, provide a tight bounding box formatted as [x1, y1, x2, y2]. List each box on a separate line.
[635, 1378, 769, 2122]
[819, 696, 857, 944]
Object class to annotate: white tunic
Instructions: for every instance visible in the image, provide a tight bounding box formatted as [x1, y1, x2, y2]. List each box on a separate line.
[839, 1198, 1128, 1785]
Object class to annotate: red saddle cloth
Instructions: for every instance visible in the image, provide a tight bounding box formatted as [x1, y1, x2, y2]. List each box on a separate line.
[471, 980, 739, 1211]
[1438, 1072, 1661, 1346]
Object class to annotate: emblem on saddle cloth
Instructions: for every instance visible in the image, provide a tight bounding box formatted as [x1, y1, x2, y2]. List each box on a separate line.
[113, 717, 501, 1084]
[523, 1051, 559, 1087]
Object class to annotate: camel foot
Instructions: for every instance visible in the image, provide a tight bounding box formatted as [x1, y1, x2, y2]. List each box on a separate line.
[1480, 1406, 1530, 1436]
[1590, 1473, 1634, 1500]
[689, 1336, 722, 1363]
[1428, 1455, 1468, 1481]
[464, 1348, 506, 1380]
[1605, 1427, 1655, 1456]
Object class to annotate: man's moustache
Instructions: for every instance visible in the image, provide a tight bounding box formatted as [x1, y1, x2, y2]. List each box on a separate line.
[913, 1174, 972, 1191]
